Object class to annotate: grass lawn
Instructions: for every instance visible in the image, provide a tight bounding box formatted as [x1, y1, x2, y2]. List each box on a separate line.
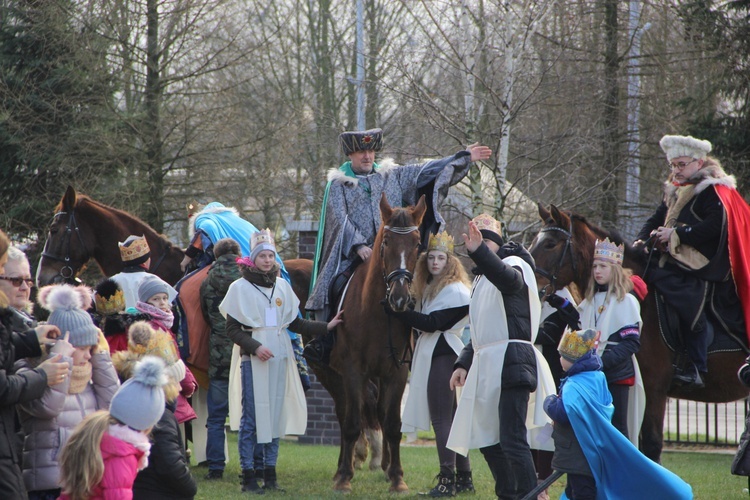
[189, 432, 749, 499]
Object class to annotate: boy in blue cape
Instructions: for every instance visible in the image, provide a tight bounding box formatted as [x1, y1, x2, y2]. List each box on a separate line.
[543, 328, 692, 499]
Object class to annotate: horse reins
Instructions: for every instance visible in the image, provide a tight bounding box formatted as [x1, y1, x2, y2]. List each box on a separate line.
[381, 224, 419, 369]
[534, 218, 577, 298]
[41, 210, 90, 282]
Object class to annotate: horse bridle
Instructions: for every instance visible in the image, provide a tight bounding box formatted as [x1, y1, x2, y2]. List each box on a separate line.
[41, 210, 90, 282]
[535, 218, 577, 298]
[381, 224, 419, 369]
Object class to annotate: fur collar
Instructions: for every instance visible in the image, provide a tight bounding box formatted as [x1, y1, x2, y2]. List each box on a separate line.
[327, 158, 400, 187]
[664, 163, 736, 200]
[188, 204, 240, 237]
[108, 423, 152, 470]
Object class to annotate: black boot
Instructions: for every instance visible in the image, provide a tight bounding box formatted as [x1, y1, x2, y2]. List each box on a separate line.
[455, 471, 475, 494]
[262, 467, 283, 491]
[302, 332, 333, 364]
[241, 469, 264, 494]
[421, 471, 455, 497]
[673, 363, 705, 389]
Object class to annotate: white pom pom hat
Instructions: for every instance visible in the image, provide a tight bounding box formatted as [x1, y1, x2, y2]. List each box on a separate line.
[659, 135, 712, 161]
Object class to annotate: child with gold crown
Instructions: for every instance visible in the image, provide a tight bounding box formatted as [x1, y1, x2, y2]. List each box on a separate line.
[220, 229, 343, 494]
[546, 237, 644, 446]
[383, 231, 474, 496]
[544, 329, 692, 499]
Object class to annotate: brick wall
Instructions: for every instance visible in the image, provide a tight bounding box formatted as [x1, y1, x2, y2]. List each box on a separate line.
[297, 230, 317, 260]
[299, 373, 341, 445]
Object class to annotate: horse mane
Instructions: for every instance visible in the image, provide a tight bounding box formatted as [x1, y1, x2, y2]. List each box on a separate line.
[568, 212, 645, 273]
[60, 194, 175, 249]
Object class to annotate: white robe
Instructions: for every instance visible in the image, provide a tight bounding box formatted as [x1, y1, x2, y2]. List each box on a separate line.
[110, 270, 150, 309]
[578, 292, 645, 447]
[220, 278, 307, 442]
[447, 256, 556, 456]
[401, 281, 470, 433]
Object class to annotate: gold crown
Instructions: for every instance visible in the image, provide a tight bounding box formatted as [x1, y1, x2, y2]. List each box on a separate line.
[472, 213, 502, 236]
[95, 288, 125, 315]
[558, 328, 600, 362]
[251, 228, 275, 250]
[428, 232, 455, 254]
[118, 235, 150, 262]
[594, 238, 624, 266]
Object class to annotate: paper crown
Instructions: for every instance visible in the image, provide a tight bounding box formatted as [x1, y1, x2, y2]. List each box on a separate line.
[94, 278, 126, 316]
[251, 229, 275, 250]
[659, 135, 712, 161]
[558, 328, 600, 362]
[427, 232, 455, 254]
[339, 128, 383, 156]
[118, 235, 150, 263]
[472, 213, 503, 236]
[594, 238, 624, 266]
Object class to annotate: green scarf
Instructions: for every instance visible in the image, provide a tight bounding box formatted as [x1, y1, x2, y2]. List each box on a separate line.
[308, 161, 380, 299]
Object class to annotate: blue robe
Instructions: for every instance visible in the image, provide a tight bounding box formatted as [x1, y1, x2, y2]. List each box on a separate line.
[562, 370, 693, 499]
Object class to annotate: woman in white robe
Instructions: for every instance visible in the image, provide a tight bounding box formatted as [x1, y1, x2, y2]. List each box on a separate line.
[384, 232, 473, 497]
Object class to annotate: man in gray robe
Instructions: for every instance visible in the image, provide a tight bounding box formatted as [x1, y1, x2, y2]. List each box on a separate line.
[303, 128, 491, 363]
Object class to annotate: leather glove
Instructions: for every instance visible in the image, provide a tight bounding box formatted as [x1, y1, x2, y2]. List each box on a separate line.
[545, 293, 567, 309]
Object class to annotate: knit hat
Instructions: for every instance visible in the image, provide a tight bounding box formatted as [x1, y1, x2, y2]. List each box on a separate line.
[250, 229, 276, 262]
[659, 135, 712, 162]
[110, 356, 167, 431]
[558, 328, 600, 362]
[427, 231, 455, 254]
[112, 321, 183, 402]
[94, 278, 126, 316]
[593, 238, 624, 266]
[118, 235, 151, 266]
[472, 213, 504, 247]
[339, 128, 383, 156]
[137, 275, 177, 304]
[38, 284, 99, 347]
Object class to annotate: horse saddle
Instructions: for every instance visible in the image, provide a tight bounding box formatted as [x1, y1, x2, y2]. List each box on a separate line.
[654, 290, 745, 355]
[328, 258, 362, 314]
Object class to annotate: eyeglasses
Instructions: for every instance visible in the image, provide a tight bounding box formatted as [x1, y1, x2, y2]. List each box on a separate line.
[0, 276, 34, 287]
[669, 159, 698, 170]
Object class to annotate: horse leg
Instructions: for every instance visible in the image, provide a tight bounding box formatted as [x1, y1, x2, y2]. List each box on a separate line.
[366, 427, 383, 471]
[353, 432, 368, 470]
[640, 386, 668, 463]
[333, 375, 365, 492]
[380, 372, 408, 493]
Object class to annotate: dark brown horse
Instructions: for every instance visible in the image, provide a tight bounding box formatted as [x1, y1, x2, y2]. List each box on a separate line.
[528, 204, 749, 462]
[36, 186, 313, 308]
[323, 193, 425, 493]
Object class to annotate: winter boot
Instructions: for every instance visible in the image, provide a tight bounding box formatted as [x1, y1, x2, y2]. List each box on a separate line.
[455, 471, 475, 494]
[205, 469, 223, 480]
[421, 471, 455, 497]
[262, 467, 283, 491]
[241, 469, 265, 495]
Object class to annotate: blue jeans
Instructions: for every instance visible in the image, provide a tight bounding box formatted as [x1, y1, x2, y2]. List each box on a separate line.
[239, 360, 280, 471]
[206, 378, 229, 471]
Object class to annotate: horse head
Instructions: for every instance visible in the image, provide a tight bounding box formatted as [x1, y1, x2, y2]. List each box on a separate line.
[37, 186, 94, 287]
[375, 193, 426, 312]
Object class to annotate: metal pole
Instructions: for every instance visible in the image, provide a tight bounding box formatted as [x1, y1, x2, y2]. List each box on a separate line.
[355, 0, 365, 130]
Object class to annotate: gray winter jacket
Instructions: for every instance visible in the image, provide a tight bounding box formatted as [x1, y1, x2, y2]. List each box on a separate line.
[15, 351, 119, 492]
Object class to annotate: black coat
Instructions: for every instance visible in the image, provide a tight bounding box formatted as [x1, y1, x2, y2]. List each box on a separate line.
[456, 241, 537, 390]
[0, 308, 46, 499]
[133, 403, 197, 500]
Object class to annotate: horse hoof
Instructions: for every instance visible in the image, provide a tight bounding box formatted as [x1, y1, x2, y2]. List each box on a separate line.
[389, 479, 408, 493]
[333, 479, 352, 493]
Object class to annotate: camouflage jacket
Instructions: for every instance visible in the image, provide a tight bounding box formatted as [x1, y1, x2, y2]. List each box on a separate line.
[200, 253, 241, 380]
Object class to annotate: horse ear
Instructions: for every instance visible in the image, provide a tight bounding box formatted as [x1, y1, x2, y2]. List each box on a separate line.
[62, 185, 77, 210]
[538, 202, 551, 222]
[379, 192, 393, 223]
[411, 195, 427, 225]
[549, 204, 566, 225]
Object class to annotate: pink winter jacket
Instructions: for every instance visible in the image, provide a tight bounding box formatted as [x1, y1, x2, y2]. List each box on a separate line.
[59, 429, 150, 500]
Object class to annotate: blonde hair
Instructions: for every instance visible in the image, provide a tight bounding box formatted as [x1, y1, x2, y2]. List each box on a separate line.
[585, 261, 633, 303]
[59, 410, 117, 500]
[412, 251, 471, 303]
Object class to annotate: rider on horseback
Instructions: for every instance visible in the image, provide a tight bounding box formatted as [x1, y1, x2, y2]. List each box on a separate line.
[634, 135, 750, 389]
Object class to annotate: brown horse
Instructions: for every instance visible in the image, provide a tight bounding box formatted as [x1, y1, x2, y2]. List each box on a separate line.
[322, 193, 426, 493]
[36, 186, 313, 308]
[528, 203, 749, 462]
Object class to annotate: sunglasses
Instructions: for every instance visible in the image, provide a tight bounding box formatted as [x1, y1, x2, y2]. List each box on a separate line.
[0, 276, 34, 287]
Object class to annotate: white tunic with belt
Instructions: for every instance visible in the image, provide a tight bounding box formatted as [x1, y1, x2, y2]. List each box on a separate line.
[401, 281, 470, 433]
[578, 292, 645, 447]
[447, 255, 556, 456]
[220, 277, 307, 442]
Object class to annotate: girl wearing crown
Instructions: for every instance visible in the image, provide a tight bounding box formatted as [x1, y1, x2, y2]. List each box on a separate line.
[383, 231, 474, 497]
[220, 229, 342, 494]
[549, 238, 644, 445]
